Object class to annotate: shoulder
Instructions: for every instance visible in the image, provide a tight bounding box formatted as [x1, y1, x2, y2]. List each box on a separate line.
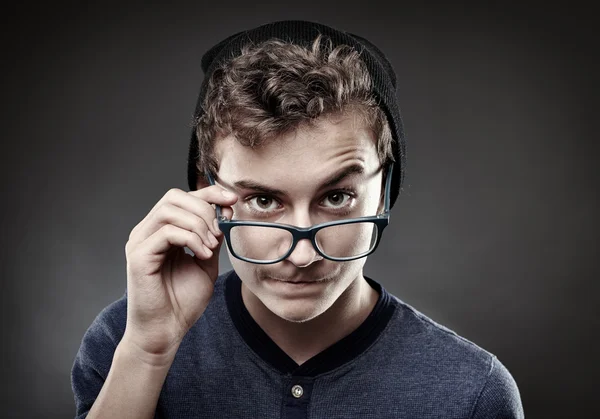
[71, 294, 128, 417]
[77, 271, 231, 356]
[86, 294, 128, 344]
[382, 294, 523, 418]
[471, 356, 524, 418]
[79, 271, 231, 351]
[386, 294, 494, 368]
[74, 294, 128, 374]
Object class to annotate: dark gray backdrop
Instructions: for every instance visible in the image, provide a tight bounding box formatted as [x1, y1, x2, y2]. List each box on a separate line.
[2, 2, 598, 418]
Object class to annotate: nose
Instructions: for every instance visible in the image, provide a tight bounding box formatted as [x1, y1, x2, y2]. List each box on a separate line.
[286, 238, 323, 268]
[284, 210, 323, 267]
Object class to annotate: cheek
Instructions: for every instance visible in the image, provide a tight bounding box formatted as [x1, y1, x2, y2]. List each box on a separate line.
[315, 222, 378, 257]
[228, 251, 260, 289]
[337, 258, 367, 279]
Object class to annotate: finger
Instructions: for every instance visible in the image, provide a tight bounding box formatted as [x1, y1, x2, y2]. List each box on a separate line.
[142, 224, 213, 260]
[188, 184, 238, 207]
[133, 203, 219, 250]
[193, 231, 224, 281]
[219, 206, 234, 222]
[130, 186, 237, 245]
[139, 187, 236, 233]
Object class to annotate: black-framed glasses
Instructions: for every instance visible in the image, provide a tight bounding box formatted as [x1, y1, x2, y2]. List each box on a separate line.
[207, 164, 393, 264]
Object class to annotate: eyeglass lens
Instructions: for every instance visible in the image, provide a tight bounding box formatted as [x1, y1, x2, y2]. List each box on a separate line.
[228, 222, 378, 262]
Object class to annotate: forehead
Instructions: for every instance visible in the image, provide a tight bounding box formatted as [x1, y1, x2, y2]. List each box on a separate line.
[215, 112, 380, 182]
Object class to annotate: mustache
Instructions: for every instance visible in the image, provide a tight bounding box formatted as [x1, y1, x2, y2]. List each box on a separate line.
[256, 266, 339, 283]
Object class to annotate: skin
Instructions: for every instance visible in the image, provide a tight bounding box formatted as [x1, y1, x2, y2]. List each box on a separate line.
[214, 112, 383, 364]
[86, 110, 384, 418]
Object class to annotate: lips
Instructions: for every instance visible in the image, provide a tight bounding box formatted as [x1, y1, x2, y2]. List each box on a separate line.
[257, 267, 335, 285]
[265, 276, 330, 284]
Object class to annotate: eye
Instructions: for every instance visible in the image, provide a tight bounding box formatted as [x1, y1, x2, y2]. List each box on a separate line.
[248, 196, 280, 212]
[322, 192, 351, 208]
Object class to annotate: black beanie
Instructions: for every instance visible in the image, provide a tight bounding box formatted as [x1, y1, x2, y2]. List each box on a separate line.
[187, 20, 406, 208]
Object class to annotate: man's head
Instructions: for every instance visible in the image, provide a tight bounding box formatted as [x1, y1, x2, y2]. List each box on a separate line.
[194, 36, 394, 185]
[188, 20, 405, 206]
[187, 21, 404, 322]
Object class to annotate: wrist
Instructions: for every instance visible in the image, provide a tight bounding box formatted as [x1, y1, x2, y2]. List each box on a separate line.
[117, 335, 181, 369]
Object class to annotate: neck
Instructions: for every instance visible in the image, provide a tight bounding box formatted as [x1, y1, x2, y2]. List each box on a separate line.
[241, 274, 379, 365]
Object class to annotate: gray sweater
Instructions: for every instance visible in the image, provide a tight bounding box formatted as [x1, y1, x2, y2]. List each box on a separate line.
[72, 271, 524, 418]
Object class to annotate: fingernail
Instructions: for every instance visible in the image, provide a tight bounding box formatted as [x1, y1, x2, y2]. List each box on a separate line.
[213, 218, 220, 234]
[208, 232, 218, 247]
[203, 244, 212, 257]
[221, 189, 236, 198]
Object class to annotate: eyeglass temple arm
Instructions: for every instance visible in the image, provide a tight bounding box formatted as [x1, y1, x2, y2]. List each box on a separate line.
[382, 164, 394, 215]
[205, 173, 224, 219]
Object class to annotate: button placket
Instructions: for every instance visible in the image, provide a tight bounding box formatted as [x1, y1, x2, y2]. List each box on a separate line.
[283, 378, 314, 418]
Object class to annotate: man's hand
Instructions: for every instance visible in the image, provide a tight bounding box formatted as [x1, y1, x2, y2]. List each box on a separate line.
[122, 185, 237, 364]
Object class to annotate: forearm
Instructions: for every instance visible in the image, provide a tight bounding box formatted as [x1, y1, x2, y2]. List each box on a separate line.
[86, 339, 178, 419]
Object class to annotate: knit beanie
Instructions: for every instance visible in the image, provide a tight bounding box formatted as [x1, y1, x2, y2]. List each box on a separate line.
[187, 20, 406, 208]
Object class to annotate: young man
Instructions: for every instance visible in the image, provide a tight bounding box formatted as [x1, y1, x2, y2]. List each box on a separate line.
[72, 20, 524, 419]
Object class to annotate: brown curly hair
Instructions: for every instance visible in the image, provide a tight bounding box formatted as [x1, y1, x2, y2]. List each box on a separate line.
[194, 35, 394, 178]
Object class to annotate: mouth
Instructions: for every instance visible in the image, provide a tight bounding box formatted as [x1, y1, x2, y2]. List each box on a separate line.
[257, 266, 340, 287]
[265, 276, 332, 285]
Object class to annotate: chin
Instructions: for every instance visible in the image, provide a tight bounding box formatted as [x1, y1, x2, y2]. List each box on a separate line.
[263, 295, 329, 323]
[233, 256, 366, 323]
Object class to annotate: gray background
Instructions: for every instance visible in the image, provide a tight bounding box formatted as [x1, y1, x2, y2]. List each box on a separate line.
[2, 2, 598, 418]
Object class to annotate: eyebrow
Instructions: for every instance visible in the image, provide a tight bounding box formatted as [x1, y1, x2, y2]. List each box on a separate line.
[232, 164, 365, 196]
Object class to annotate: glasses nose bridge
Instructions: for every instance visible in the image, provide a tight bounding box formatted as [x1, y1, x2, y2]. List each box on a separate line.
[287, 225, 317, 252]
[294, 225, 315, 239]
[285, 224, 323, 267]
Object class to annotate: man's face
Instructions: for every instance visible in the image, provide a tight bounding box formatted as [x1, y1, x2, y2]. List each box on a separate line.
[213, 112, 383, 322]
